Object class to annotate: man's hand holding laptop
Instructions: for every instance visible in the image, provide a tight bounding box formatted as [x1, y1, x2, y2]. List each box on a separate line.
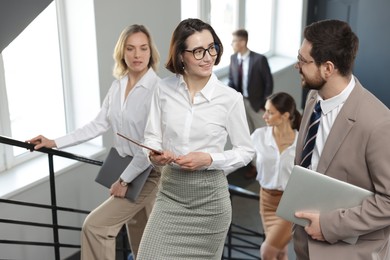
[295, 211, 325, 241]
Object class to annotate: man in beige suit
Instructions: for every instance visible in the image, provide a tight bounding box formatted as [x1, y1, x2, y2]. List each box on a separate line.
[293, 19, 390, 259]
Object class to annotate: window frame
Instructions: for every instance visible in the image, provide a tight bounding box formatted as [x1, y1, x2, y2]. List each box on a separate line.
[0, 54, 11, 171]
[181, 0, 304, 79]
[0, 0, 101, 172]
[0, 1, 67, 169]
[183, 0, 278, 78]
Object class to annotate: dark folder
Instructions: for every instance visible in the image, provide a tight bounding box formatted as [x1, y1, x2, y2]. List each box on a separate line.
[95, 147, 152, 202]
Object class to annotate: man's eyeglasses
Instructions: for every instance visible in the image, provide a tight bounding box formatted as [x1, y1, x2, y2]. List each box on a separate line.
[297, 54, 314, 67]
[184, 44, 219, 60]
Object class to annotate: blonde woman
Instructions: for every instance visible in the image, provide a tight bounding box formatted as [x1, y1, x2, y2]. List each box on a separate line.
[28, 24, 160, 259]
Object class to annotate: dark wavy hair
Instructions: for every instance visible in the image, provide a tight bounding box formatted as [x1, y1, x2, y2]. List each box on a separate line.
[304, 19, 359, 76]
[267, 92, 302, 130]
[166, 18, 223, 75]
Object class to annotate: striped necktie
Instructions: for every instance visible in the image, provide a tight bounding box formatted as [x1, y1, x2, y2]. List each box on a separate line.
[300, 101, 322, 168]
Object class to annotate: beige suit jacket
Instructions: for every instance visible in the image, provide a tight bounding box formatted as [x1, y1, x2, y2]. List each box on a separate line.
[293, 78, 390, 260]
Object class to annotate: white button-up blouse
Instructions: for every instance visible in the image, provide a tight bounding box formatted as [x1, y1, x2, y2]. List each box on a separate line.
[251, 126, 298, 190]
[143, 73, 255, 175]
[55, 68, 160, 183]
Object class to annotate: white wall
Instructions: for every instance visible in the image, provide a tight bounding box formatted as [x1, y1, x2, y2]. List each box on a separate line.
[273, 63, 302, 110]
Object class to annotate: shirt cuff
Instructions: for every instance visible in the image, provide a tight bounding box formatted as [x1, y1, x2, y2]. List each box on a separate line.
[208, 152, 224, 169]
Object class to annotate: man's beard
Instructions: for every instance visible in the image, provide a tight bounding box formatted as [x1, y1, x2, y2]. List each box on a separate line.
[300, 70, 326, 91]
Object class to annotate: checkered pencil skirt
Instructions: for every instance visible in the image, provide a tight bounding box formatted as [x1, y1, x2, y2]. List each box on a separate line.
[137, 166, 232, 260]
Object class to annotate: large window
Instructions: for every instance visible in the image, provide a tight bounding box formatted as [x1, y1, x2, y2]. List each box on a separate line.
[245, 0, 274, 55]
[0, 0, 100, 171]
[2, 2, 66, 164]
[209, 0, 238, 69]
[181, 0, 302, 76]
[181, 0, 277, 70]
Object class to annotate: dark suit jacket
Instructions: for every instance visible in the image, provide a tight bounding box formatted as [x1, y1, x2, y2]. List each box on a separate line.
[228, 51, 273, 112]
[293, 78, 390, 260]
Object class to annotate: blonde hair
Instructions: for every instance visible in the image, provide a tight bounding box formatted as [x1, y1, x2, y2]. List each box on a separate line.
[113, 24, 160, 79]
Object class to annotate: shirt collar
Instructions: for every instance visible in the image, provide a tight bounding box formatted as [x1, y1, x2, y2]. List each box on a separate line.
[265, 126, 274, 146]
[120, 68, 156, 90]
[264, 126, 298, 151]
[238, 50, 250, 61]
[200, 74, 217, 101]
[318, 76, 355, 114]
[177, 73, 217, 102]
[134, 68, 156, 90]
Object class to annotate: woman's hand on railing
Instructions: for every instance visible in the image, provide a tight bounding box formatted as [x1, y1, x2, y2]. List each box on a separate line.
[26, 135, 57, 150]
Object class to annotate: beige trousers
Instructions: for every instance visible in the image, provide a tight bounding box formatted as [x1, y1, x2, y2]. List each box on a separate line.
[81, 169, 160, 260]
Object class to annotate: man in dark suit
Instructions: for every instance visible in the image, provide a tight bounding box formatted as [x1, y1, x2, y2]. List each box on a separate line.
[228, 29, 273, 178]
[293, 19, 390, 260]
[228, 29, 273, 134]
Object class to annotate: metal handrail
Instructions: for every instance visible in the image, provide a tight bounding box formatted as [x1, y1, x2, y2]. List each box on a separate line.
[0, 135, 103, 259]
[0, 135, 102, 166]
[1, 135, 264, 259]
[224, 184, 264, 260]
[229, 184, 260, 200]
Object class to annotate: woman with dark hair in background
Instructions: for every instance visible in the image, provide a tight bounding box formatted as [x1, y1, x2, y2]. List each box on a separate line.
[137, 18, 254, 260]
[251, 92, 301, 260]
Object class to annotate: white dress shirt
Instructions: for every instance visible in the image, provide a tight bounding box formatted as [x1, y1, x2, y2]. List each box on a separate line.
[311, 76, 355, 171]
[251, 126, 298, 190]
[143, 73, 255, 175]
[55, 68, 160, 183]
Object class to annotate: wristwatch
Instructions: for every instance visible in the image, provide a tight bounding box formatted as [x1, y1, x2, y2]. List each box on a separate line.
[119, 178, 128, 187]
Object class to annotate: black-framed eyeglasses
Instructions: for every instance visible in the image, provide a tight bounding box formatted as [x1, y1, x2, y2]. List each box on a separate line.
[297, 53, 314, 67]
[184, 44, 219, 60]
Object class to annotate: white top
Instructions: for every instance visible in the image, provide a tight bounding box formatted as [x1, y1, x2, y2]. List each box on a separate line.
[251, 126, 298, 190]
[143, 73, 255, 175]
[311, 76, 355, 171]
[55, 68, 160, 183]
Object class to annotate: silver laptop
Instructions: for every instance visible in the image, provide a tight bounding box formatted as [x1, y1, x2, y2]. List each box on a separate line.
[276, 165, 373, 244]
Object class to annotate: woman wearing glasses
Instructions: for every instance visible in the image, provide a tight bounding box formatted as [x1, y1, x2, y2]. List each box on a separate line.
[137, 18, 255, 259]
